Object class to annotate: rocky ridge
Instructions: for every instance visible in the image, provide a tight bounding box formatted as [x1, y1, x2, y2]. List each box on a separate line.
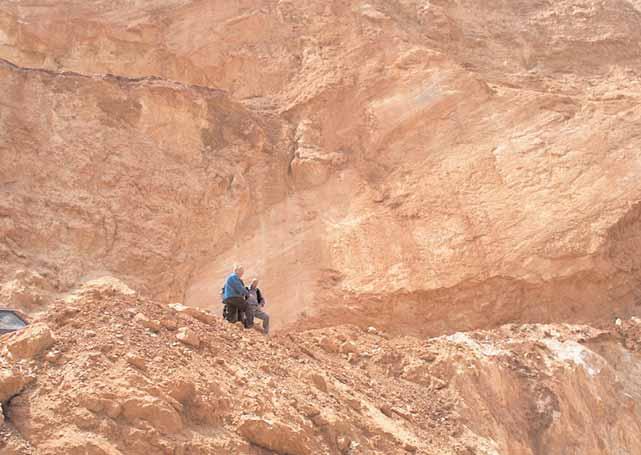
[1, 278, 641, 454]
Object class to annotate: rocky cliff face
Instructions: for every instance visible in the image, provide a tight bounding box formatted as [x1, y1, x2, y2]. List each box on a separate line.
[2, 0, 641, 333]
[1, 1, 641, 454]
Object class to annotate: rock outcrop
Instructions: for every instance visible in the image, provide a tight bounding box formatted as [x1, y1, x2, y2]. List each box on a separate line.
[0, 280, 638, 454]
[2, 323, 55, 360]
[238, 416, 314, 455]
[1, 1, 640, 335]
[1, 1, 641, 454]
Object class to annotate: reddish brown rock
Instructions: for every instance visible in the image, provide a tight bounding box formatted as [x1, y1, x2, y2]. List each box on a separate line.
[176, 328, 200, 348]
[0, 2, 640, 455]
[125, 353, 146, 370]
[121, 395, 183, 434]
[238, 416, 314, 455]
[319, 336, 340, 354]
[3, 323, 55, 360]
[133, 313, 160, 332]
[0, 368, 32, 402]
[308, 373, 328, 393]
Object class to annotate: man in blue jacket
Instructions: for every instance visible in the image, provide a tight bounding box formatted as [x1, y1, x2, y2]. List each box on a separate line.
[223, 265, 251, 328]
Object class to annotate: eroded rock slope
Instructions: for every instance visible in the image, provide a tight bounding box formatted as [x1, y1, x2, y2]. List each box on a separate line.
[2, 279, 641, 454]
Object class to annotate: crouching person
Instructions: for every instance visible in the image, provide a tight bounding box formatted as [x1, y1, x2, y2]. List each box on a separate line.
[223, 265, 252, 328]
[247, 278, 270, 335]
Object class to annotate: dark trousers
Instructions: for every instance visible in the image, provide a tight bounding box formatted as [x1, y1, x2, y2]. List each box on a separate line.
[223, 296, 252, 328]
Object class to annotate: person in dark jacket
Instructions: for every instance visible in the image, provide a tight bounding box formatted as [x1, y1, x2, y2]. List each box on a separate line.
[246, 278, 270, 335]
[222, 265, 251, 328]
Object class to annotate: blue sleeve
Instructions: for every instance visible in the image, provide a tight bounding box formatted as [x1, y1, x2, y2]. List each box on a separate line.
[230, 275, 248, 296]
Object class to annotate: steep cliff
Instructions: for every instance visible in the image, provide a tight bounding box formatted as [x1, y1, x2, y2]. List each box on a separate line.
[1, 1, 641, 453]
[2, 0, 641, 332]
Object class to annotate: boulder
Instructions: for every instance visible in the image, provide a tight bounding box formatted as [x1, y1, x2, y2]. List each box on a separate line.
[3, 323, 55, 360]
[169, 303, 217, 325]
[133, 313, 160, 332]
[176, 327, 200, 347]
[121, 395, 183, 434]
[0, 368, 32, 402]
[238, 416, 313, 455]
[77, 393, 122, 418]
[161, 318, 177, 330]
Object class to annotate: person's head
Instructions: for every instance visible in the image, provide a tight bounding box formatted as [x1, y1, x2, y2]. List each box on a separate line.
[233, 264, 244, 277]
[250, 278, 259, 289]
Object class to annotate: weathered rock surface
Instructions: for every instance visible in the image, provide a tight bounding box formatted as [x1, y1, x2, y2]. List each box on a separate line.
[2, 323, 55, 360]
[0, 368, 32, 402]
[176, 327, 200, 348]
[238, 416, 314, 455]
[121, 395, 183, 434]
[1, 1, 641, 454]
[0, 0, 640, 336]
[0, 281, 636, 454]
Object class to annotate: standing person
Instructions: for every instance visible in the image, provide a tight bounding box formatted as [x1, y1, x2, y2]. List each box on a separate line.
[223, 265, 251, 328]
[247, 278, 270, 335]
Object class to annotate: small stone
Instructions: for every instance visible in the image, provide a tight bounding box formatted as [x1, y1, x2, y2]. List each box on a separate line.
[308, 373, 328, 393]
[432, 377, 448, 390]
[168, 303, 217, 324]
[340, 341, 358, 354]
[121, 395, 183, 434]
[162, 378, 196, 403]
[347, 352, 359, 364]
[380, 404, 394, 418]
[367, 326, 377, 334]
[311, 413, 328, 427]
[134, 313, 161, 332]
[103, 400, 122, 418]
[403, 443, 418, 452]
[125, 353, 146, 370]
[176, 327, 200, 348]
[337, 436, 350, 451]
[301, 404, 321, 418]
[161, 318, 177, 330]
[420, 353, 436, 363]
[319, 336, 340, 353]
[345, 397, 362, 412]
[45, 350, 62, 364]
